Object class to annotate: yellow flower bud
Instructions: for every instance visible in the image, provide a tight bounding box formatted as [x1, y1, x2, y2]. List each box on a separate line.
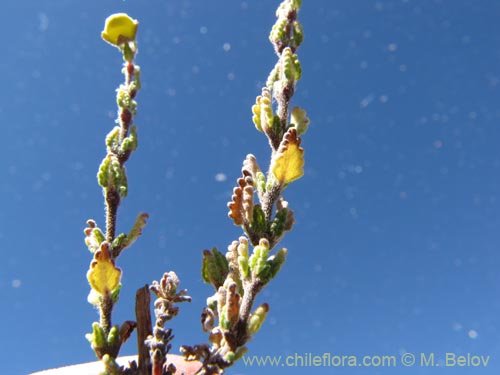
[101, 13, 138, 47]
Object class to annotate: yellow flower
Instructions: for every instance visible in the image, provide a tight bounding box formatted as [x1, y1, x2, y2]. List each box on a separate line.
[101, 13, 138, 47]
[271, 128, 305, 184]
[87, 243, 122, 295]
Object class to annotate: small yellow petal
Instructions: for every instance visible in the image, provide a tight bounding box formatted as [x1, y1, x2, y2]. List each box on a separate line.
[271, 128, 304, 184]
[101, 13, 138, 47]
[87, 244, 122, 295]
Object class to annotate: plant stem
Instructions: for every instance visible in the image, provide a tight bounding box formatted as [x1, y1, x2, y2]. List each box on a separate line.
[100, 292, 114, 335]
[105, 189, 120, 244]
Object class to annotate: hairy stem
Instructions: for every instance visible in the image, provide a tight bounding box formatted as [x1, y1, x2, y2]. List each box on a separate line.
[262, 183, 281, 224]
[105, 189, 120, 245]
[99, 293, 114, 336]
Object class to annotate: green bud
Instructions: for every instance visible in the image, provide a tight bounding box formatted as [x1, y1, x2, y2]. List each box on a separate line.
[247, 303, 269, 335]
[122, 41, 135, 62]
[110, 283, 121, 304]
[293, 54, 302, 80]
[111, 233, 127, 251]
[290, 106, 310, 136]
[238, 256, 249, 278]
[88, 322, 106, 348]
[234, 346, 249, 362]
[251, 98, 262, 132]
[282, 47, 301, 83]
[223, 350, 235, 364]
[249, 239, 270, 279]
[292, 20, 304, 48]
[267, 248, 287, 282]
[123, 212, 148, 249]
[129, 99, 137, 117]
[116, 85, 130, 109]
[265, 165, 281, 192]
[85, 226, 106, 253]
[132, 66, 141, 90]
[237, 237, 249, 258]
[253, 87, 274, 134]
[282, 47, 296, 82]
[206, 294, 218, 311]
[121, 125, 138, 153]
[262, 90, 274, 126]
[97, 155, 128, 198]
[97, 155, 111, 189]
[269, 16, 287, 46]
[270, 207, 288, 239]
[111, 156, 127, 197]
[105, 126, 120, 152]
[220, 309, 230, 330]
[255, 171, 267, 196]
[266, 61, 280, 90]
[107, 325, 119, 346]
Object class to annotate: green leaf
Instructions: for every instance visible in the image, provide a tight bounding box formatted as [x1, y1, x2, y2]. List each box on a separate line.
[201, 247, 229, 289]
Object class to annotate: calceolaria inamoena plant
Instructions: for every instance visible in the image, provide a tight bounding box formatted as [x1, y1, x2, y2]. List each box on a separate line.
[83, 1, 309, 374]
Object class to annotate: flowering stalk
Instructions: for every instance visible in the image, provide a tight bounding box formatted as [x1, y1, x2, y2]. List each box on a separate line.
[181, 1, 310, 374]
[84, 13, 149, 371]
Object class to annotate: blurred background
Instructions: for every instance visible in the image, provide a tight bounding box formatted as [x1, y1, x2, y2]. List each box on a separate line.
[1, 0, 499, 374]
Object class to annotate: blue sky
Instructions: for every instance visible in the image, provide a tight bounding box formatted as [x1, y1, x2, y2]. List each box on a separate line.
[1, 1, 499, 374]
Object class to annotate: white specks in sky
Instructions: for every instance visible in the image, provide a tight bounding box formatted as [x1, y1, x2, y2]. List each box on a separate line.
[433, 140, 443, 149]
[379, 95, 389, 103]
[487, 75, 499, 88]
[468, 329, 478, 339]
[349, 207, 358, 219]
[223, 42, 231, 52]
[12, 279, 22, 288]
[200, 26, 208, 34]
[462, 35, 471, 45]
[387, 43, 398, 52]
[38, 12, 49, 32]
[360, 94, 374, 108]
[227, 72, 236, 80]
[468, 111, 478, 120]
[215, 173, 227, 182]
